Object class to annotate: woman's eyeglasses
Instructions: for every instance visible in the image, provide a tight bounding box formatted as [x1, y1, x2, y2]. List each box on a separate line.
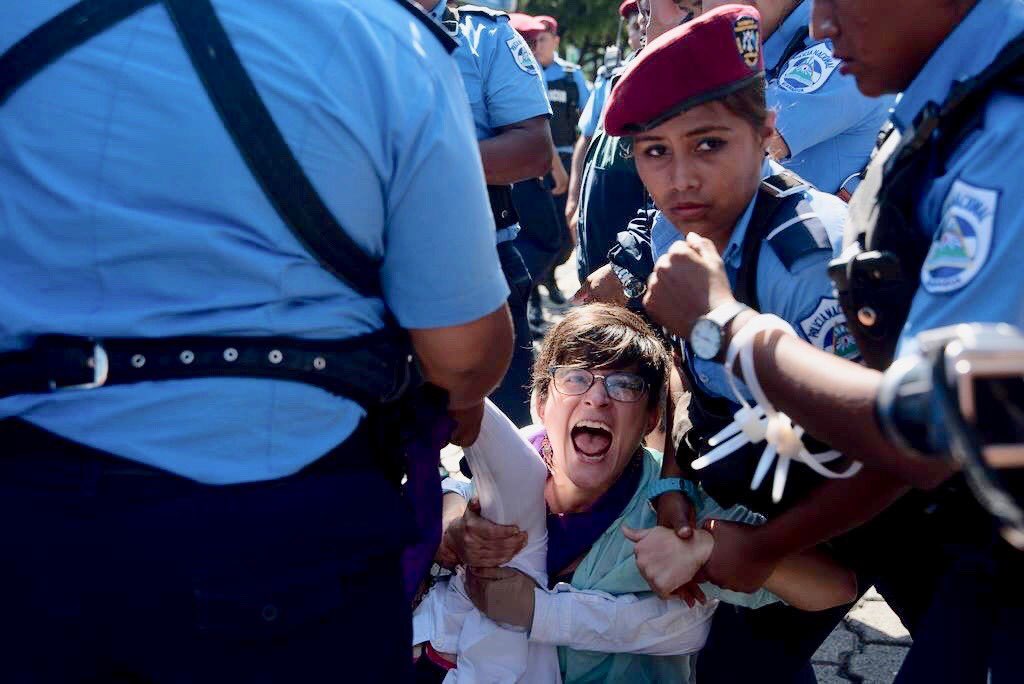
[549, 367, 649, 403]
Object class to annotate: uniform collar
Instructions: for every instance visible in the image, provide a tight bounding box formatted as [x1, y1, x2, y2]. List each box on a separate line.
[720, 158, 777, 272]
[764, 1, 811, 71]
[894, 0, 1024, 132]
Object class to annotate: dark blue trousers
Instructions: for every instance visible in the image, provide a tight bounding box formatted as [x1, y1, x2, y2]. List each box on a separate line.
[0, 419, 415, 683]
[512, 178, 562, 288]
[695, 485, 1024, 683]
[489, 241, 535, 428]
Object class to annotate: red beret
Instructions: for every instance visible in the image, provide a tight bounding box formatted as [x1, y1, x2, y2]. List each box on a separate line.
[508, 13, 547, 36]
[619, 0, 639, 18]
[604, 4, 765, 137]
[535, 15, 558, 34]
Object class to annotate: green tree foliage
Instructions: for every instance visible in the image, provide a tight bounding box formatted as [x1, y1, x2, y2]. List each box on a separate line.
[520, 0, 624, 77]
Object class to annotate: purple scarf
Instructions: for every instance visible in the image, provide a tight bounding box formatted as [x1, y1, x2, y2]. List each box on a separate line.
[525, 427, 644, 586]
[401, 398, 455, 604]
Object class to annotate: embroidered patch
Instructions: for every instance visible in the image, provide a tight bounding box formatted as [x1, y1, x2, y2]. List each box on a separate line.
[800, 298, 860, 360]
[921, 180, 997, 294]
[548, 88, 568, 104]
[733, 16, 761, 68]
[778, 44, 840, 94]
[506, 35, 537, 75]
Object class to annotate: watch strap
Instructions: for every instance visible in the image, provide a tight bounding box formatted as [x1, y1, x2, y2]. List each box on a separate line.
[705, 300, 750, 328]
[646, 477, 683, 501]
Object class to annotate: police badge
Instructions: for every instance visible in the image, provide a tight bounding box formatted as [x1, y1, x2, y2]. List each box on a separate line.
[733, 15, 760, 68]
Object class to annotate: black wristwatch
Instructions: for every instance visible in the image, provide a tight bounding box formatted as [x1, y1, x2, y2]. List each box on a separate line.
[690, 301, 750, 361]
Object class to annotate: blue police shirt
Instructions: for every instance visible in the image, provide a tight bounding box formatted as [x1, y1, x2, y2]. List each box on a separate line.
[652, 160, 853, 401]
[428, 3, 551, 243]
[891, 0, 1024, 359]
[579, 75, 612, 138]
[0, 0, 510, 484]
[766, 2, 894, 194]
[543, 57, 591, 153]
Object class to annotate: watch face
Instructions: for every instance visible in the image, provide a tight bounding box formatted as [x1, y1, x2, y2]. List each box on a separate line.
[623, 277, 646, 300]
[691, 318, 723, 360]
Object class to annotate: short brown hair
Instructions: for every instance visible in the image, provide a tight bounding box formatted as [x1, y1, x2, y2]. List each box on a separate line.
[531, 304, 669, 411]
[718, 77, 769, 130]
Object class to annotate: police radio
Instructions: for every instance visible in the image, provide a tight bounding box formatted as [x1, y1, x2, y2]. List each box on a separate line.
[877, 323, 1024, 548]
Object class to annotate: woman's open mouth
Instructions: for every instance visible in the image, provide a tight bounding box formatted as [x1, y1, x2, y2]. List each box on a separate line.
[571, 420, 614, 462]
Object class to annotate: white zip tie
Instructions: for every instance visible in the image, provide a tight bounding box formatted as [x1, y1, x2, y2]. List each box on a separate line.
[690, 312, 863, 503]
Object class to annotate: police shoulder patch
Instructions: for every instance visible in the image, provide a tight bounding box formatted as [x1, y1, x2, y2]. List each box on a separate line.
[778, 43, 840, 94]
[921, 179, 998, 294]
[800, 297, 860, 360]
[506, 34, 538, 75]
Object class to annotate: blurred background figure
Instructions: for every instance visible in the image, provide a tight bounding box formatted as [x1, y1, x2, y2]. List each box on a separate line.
[421, 0, 554, 427]
[510, 11, 592, 336]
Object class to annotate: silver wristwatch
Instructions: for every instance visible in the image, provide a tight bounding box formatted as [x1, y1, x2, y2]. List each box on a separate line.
[690, 301, 750, 361]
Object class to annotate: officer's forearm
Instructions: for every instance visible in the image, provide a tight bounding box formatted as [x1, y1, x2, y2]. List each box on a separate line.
[744, 327, 952, 487]
[567, 134, 590, 209]
[410, 304, 514, 411]
[479, 116, 553, 184]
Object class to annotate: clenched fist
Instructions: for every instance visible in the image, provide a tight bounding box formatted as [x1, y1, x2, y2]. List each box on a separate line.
[643, 232, 736, 340]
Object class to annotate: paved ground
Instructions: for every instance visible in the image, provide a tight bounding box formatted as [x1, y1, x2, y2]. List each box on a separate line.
[542, 261, 911, 683]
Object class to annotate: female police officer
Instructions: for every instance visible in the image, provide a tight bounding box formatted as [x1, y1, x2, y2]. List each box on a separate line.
[599, 7, 875, 681]
[645, 0, 1024, 680]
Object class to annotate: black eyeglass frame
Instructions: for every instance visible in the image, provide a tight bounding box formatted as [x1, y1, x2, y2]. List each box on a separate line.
[547, 366, 649, 403]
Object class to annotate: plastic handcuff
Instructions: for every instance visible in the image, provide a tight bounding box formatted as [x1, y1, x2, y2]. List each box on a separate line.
[689, 314, 862, 503]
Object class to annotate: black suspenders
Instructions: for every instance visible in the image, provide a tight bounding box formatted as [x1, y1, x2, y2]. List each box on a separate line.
[1, 0, 382, 298]
[0, 0, 446, 403]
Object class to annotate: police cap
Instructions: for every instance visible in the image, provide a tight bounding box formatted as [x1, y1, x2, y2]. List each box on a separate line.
[508, 12, 547, 36]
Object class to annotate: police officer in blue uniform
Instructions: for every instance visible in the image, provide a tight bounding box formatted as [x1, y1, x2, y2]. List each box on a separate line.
[534, 13, 591, 292]
[647, 0, 1024, 680]
[600, 10, 882, 681]
[421, 0, 553, 427]
[0, 0, 513, 679]
[507, 13, 590, 324]
[704, 0, 893, 198]
[570, 0, 697, 288]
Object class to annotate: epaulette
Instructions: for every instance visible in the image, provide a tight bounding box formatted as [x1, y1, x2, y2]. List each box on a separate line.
[557, 58, 581, 73]
[458, 5, 509, 20]
[761, 177, 833, 271]
[396, 0, 457, 53]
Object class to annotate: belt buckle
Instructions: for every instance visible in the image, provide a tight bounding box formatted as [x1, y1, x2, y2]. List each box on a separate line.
[51, 342, 110, 391]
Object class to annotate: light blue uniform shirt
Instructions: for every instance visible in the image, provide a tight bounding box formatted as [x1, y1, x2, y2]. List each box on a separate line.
[579, 74, 612, 138]
[766, 2, 894, 194]
[0, 0, 509, 484]
[429, 3, 552, 243]
[652, 160, 853, 401]
[891, 0, 1024, 359]
[543, 58, 591, 153]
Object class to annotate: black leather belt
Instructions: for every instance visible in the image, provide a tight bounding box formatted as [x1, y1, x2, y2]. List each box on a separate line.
[488, 185, 519, 231]
[0, 332, 417, 408]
